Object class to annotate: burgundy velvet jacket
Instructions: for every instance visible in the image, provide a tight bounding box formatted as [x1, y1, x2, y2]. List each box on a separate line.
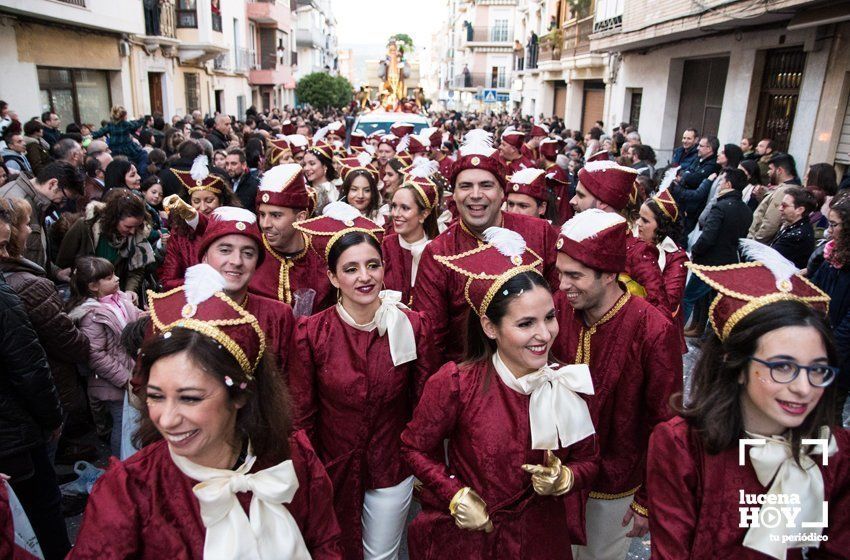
[660, 246, 689, 353]
[157, 214, 208, 291]
[625, 235, 672, 317]
[503, 155, 536, 175]
[401, 360, 598, 559]
[545, 163, 574, 225]
[648, 417, 850, 559]
[552, 291, 682, 512]
[249, 233, 333, 314]
[436, 155, 454, 180]
[69, 432, 343, 559]
[382, 233, 426, 306]
[412, 212, 560, 363]
[289, 305, 437, 559]
[244, 293, 294, 379]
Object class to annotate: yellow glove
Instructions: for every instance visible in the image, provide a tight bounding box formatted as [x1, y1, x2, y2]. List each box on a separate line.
[521, 450, 574, 496]
[449, 487, 493, 533]
[162, 194, 198, 222]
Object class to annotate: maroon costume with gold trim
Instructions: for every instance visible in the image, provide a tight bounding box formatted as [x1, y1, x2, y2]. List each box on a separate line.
[625, 236, 672, 316]
[290, 306, 437, 560]
[552, 291, 681, 512]
[401, 360, 598, 559]
[381, 233, 418, 305]
[157, 213, 208, 290]
[545, 163, 573, 224]
[647, 418, 850, 559]
[250, 235, 333, 312]
[660, 246, 689, 352]
[69, 433, 343, 559]
[412, 212, 559, 362]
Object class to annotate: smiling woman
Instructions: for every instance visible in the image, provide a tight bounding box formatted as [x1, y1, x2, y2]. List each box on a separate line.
[69, 264, 343, 559]
[401, 227, 597, 559]
[646, 244, 850, 559]
[289, 201, 437, 559]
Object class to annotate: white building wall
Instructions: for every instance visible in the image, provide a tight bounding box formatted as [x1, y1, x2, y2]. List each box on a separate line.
[608, 25, 823, 166]
[0, 23, 39, 120]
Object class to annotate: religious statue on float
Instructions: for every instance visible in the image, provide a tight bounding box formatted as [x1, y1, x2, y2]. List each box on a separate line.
[377, 38, 410, 111]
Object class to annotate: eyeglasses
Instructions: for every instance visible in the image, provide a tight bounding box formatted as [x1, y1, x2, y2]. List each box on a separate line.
[750, 357, 838, 388]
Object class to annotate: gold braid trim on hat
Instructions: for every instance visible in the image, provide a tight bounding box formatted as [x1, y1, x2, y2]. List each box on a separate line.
[146, 288, 266, 376]
[404, 179, 439, 210]
[475, 265, 544, 317]
[262, 233, 309, 304]
[173, 170, 224, 195]
[574, 291, 631, 365]
[652, 195, 678, 222]
[323, 228, 381, 260]
[434, 246, 544, 281]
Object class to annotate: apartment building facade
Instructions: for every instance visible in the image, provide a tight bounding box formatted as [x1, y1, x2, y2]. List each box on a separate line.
[589, 0, 850, 168]
[294, 0, 338, 80]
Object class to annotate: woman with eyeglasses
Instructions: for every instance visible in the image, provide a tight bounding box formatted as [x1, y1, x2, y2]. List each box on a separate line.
[646, 240, 850, 559]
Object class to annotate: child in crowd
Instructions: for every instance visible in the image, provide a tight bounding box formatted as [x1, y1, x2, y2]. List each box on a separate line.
[91, 106, 149, 180]
[67, 256, 141, 458]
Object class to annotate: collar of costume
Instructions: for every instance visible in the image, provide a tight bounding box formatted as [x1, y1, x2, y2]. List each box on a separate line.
[741, 427, 837, 559]
[169, 446, 311, 560]
[398, 234, 430, 287]
[492, 352, 595, 450]
[335, 290, 417, 366]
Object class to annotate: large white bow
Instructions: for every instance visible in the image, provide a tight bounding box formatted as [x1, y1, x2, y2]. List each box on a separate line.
[169, 448, 312, 560]
[493, 352, 595, 450]
[656, 236, 679, 270]
[742, 429, 837, 560]
[337, 290, 417, 366]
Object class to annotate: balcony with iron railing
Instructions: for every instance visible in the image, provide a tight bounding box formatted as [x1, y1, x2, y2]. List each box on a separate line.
[213, 48, 254, 74]
[461, 25, 513, 46]
[538, 16, 594, 65]
[249, 47, 293, 86]
[142, 0, 177, 39]
[452, 72, 508, 90]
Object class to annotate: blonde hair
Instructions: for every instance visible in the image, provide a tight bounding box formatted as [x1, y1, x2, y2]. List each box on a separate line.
[0, 197, 32, 258]
[111, 105, 128, 123]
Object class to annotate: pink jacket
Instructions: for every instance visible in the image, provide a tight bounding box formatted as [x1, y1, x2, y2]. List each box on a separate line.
[69, 294, 140, 402]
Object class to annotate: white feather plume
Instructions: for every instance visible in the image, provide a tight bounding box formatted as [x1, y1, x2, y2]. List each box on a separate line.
[322, 200, 361, 223]
[396, 133, 411, 154]
[356, 151, 373, 167]
[312, 124, 331, 144]
[560, 208, 626, 242]
[484, 227, 527, 258]
[211, 206, 257, 224]
[260, 163, 302, 193]
[184, 263, 226, 306]
[420, 127, 438, 139]
[583, 159, 638, 175]
[555, 154, 570, 170]
[363, 144, 376, 155]
[656, 167, 679, 194]
[462, 129, 493, 148]
[328, 121, 344, 132]
[190, 155, 210, 182]
[407, 158, 439, 179]
[739, 239, 799, 281]
[509, 167, 545, 185]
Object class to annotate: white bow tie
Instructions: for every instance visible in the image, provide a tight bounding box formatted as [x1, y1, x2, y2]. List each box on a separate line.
[337, 290, 417, 366]
[170, 448, 312, 560]
[742, 428, 837, 560]
[493, 352, 596, 450]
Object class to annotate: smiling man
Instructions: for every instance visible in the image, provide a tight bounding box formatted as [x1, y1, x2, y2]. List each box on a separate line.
[552, 209, 682, 560]
[412, 129, 559, 362]
[249, 163, 332, 314]
[197, 206, 294, 377]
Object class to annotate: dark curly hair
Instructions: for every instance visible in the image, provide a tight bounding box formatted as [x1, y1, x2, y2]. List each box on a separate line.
[97, 188, 149, 238]
[339, 169, 380, 219]
[828, 196, 850, 267]
[644, 197, 683, 245]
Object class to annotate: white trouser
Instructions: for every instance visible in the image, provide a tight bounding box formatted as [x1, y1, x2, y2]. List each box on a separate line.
[572, 495, 633, 560]
[362, 475, 415, 560]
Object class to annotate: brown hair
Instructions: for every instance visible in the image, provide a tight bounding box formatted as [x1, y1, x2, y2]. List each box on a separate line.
[340, 169, 380, 219]
[132, 328, 292, 464]
[394, 184, 440, 240]
[66, 256, 115, 311]
[97, 189, 149, 238]
[111, 105, 128, 123]
[644, 198, 682, 246]
[677, 299, 837, 461]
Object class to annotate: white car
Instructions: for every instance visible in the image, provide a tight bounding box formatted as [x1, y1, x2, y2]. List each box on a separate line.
[353, 111, 431, 136]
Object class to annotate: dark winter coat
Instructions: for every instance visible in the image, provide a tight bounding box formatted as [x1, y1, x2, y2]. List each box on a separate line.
[768, 219, 815, 269]
[671, 145, 698, 169]
[691, 189, 753, 266]
[0, 258, 89, 414]
[0, 275, 63, 458]
[681, 155, 719, 189]
[812, 260, 850, 389]
[231, 171, 259, 211]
